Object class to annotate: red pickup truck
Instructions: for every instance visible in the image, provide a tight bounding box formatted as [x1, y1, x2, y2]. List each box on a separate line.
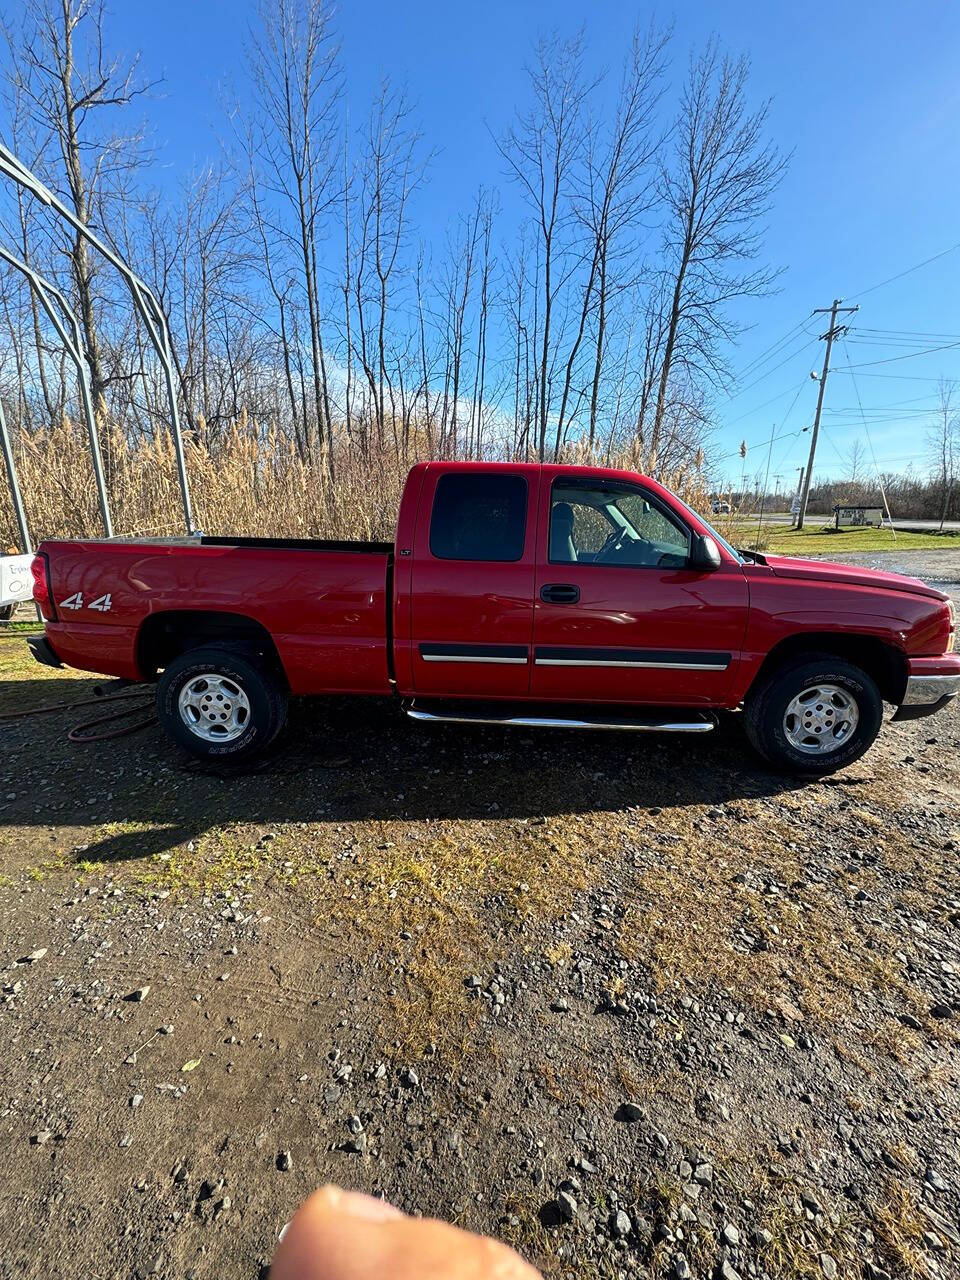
[28, 461, 959, 774]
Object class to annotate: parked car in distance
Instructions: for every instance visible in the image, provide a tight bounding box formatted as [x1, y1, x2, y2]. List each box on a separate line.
[712, 499, 732, 514]
[28, 461, 959, 774]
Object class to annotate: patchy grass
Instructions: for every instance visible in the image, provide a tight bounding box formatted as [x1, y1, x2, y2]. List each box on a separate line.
[759, 524, 958, 555]
[0, 634, 89, 712]
[342, 819, 593, 1056]
[122, 811, 595, 1058]
[872, 1180, 946, 1277]
[0, 619, 42, 633]
[615, 789, 933, 1039]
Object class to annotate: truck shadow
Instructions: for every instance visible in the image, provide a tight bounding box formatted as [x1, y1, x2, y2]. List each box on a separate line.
[0, 678, 831, 865]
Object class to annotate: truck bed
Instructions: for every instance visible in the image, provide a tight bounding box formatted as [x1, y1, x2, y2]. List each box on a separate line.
[38, 536, 395, 695]
[201, 535, 393, 554]
[99, 534, 393, 555]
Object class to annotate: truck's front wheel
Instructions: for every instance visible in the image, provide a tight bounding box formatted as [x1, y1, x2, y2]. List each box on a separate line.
[157, 645, 287, 763]
[743, 654, 883, 775]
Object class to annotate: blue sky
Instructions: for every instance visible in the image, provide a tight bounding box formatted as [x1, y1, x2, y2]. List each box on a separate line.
[107, 0, 960, 487]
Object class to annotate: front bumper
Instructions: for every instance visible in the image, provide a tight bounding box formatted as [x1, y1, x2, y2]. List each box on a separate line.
[892, 658, 960, 722]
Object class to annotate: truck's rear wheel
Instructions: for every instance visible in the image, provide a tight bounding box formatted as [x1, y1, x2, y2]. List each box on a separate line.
[157, 645, 287, 762]
[744, 654, 883, 775]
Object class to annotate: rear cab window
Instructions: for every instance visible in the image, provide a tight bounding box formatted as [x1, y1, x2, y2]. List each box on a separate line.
[429, 473, 528, 562]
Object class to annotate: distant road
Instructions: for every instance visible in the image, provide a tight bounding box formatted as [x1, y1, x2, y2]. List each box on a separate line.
[730, 511, 960, 533]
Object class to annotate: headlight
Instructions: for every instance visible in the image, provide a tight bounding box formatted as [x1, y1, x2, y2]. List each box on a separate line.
[948, 600, 957, 653]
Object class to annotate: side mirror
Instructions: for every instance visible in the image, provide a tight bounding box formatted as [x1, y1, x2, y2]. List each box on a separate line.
[690, 534, 722, 571]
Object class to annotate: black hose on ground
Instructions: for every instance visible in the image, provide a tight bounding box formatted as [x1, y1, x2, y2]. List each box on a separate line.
[0, 678, 156, 742]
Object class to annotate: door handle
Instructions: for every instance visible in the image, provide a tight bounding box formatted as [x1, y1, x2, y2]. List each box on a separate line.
[540, 583, 580, 604]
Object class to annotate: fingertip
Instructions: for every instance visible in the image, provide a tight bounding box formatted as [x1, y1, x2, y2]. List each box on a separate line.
[271, 1185, 404, 1280]
[271, 1185, 543, 1280]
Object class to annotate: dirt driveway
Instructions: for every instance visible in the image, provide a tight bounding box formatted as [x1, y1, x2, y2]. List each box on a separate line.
[1, 554, 958, 1280]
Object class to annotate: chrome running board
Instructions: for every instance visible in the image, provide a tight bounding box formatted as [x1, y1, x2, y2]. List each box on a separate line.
[403, 700, 716, 733]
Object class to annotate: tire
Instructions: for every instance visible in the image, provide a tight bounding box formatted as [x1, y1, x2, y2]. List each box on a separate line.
[157, 645, 287, 763]
[743, 653, 883, 775]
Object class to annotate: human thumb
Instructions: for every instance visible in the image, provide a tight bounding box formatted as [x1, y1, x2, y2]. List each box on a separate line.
[270, 1184, 542, 1280]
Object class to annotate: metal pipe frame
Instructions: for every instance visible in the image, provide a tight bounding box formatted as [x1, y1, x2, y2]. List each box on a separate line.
[0, 389, 31, 553]
[0, 142, 195, 532]
[0, 244, 113, 538]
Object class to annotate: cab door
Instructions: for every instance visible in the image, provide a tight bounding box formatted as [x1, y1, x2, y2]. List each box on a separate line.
[531, 470, 749, 705]
[408, 465, 539, 698]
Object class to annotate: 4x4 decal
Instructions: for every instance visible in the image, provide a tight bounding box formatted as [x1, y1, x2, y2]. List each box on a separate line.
[58, 592, 112, 612]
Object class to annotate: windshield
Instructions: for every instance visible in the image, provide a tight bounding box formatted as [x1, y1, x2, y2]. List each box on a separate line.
[667, 492, 746, 564]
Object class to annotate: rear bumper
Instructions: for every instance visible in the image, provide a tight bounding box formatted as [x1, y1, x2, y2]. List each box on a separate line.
[27, 634, 63, 669]
[892, 655, 960, 721]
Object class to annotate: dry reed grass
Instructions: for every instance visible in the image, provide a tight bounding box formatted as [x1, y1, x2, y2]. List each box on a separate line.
[0, 416, 723, 548]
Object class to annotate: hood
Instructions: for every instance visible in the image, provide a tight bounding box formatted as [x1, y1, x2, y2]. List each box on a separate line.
[762, 554, 947, 601]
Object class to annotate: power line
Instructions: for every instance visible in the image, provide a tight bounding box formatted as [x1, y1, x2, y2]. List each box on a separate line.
[720, 332, 819, 405]
[833, 370, 947, 382]
[819, 423, 851, 467]
[822, 411, 938, 423]
[731, 317, 812, 382]
[835, 340, 960, 369]
[847, 240, 960, 300]
[847, 337, 960, 349]
[713, 423, 808, 466]
[753, 376, 810, 532]
[855, 327, 960, 340]
[848, 330, 960, 346]
[771, 428, 805, 475]
[714, 371, 813, 471]
[839, 335, 896, 533]
[823, 392, 943, 410]
[720, 375, 814, 431]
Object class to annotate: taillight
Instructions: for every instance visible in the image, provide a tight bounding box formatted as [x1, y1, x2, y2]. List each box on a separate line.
[31, 554, 56, 621]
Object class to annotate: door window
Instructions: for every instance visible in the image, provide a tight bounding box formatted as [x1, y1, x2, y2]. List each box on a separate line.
[429, 473, 528, 561]
[548, 482, 690, 568]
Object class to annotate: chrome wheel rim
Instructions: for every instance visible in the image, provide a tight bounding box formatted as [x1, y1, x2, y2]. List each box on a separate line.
[178, 673, 251, 742]
[783, 683, 859, 755]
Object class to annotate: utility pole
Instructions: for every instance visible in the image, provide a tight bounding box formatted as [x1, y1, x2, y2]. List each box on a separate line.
[791, 465, 805, 527]
[796, 299, 859, 529]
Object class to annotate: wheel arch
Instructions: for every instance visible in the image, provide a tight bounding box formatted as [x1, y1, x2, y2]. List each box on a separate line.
[136, 609, 288, 686]
[747, 632, 908, 706]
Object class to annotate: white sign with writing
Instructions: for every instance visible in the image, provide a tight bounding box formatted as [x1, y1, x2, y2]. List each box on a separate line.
[835, 506, 883, 527]
[0, 554, 34, 607]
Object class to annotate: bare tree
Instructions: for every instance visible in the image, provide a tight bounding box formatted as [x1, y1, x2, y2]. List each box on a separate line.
[0, 4, 805, 532]
[649, 41, 786, 474]
[414, 250, 438, 456]
[350, 82, 422, 453]
[352, 82, 425, 451]
[499, 34, 592, 460]
[141, 166, 256, 439]
[928, 378, 959, 530]
[846, 438, 867, 485]
[468, 197, 495, 459]
[439, 196, 484, 457]
[554, 23, 668, 457]
[11, 0, 151, 416]
[247, 0, 341, 473]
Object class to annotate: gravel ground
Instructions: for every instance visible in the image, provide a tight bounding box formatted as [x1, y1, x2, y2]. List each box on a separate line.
[1, 552, 958, 1280]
